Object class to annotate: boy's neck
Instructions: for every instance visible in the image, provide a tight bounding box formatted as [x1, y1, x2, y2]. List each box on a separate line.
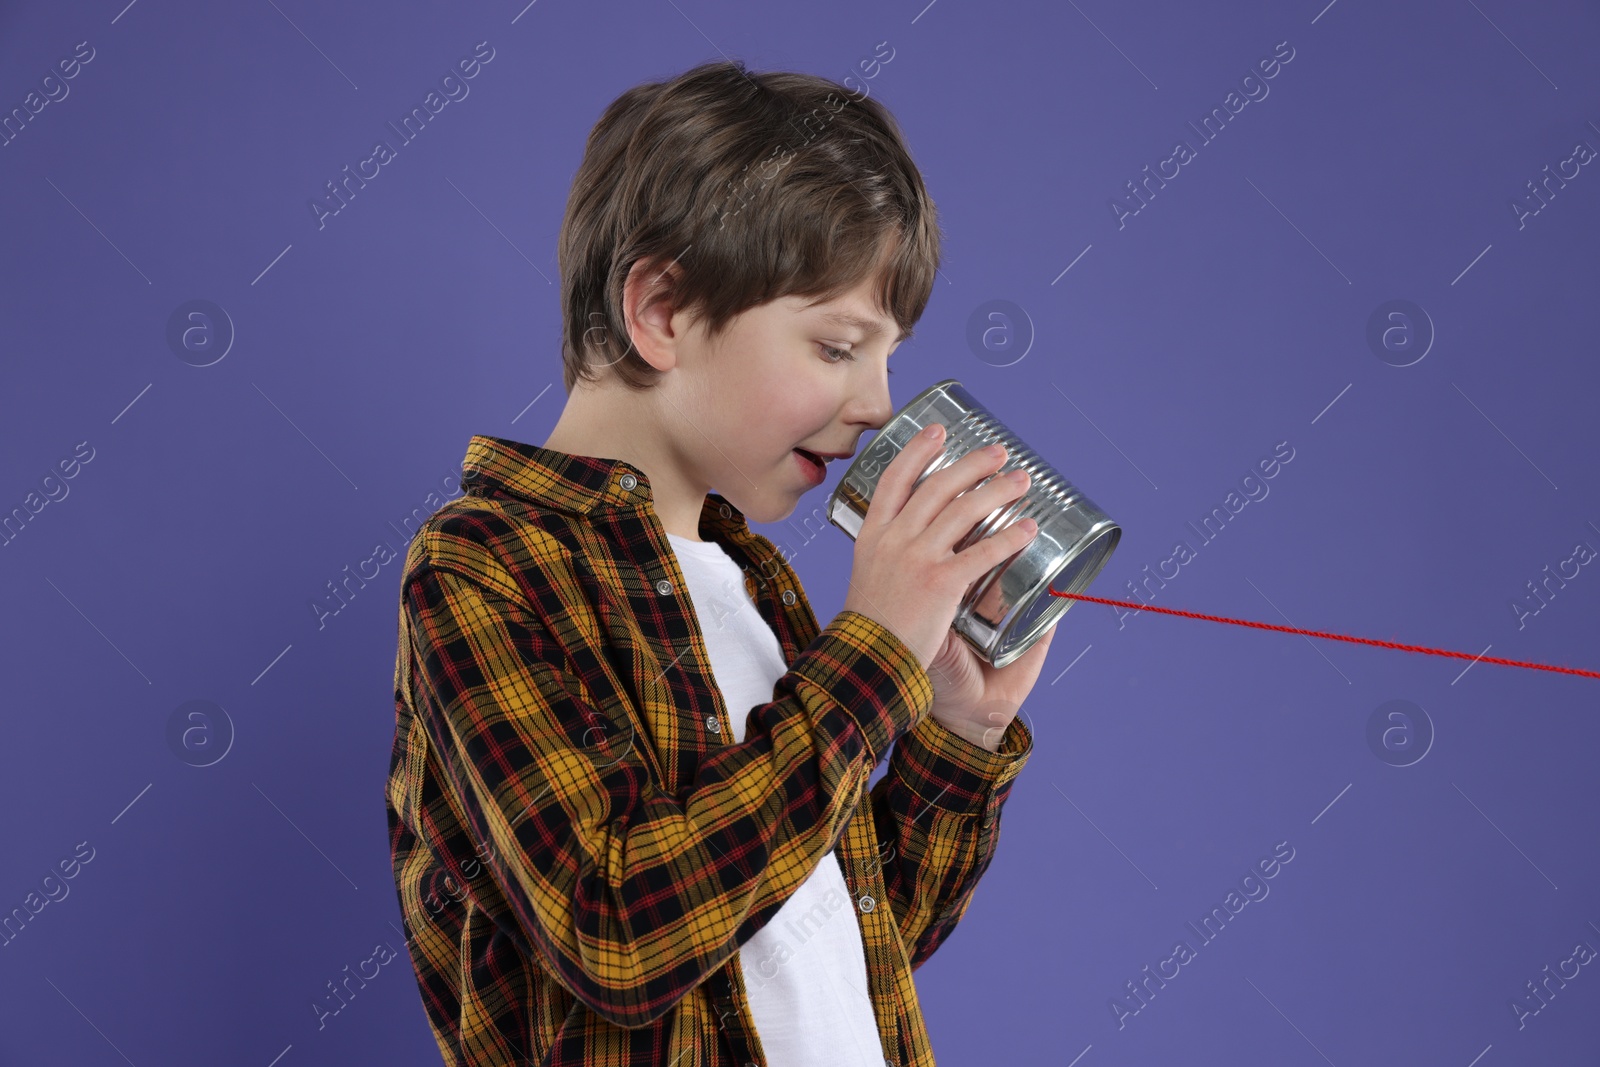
[541, 382, 710, 542]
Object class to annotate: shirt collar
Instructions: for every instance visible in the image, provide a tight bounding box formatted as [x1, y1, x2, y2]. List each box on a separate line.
[458, 434, 754, 543]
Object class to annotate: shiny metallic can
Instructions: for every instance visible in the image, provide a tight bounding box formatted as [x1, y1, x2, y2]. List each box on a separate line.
[826, 378, 1121, 669]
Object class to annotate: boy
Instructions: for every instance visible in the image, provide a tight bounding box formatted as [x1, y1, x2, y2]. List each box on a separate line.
[386, 59, 1056, 1066]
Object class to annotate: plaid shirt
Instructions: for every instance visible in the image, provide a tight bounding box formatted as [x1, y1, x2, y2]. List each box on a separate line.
[386, 434, 1034, 1066]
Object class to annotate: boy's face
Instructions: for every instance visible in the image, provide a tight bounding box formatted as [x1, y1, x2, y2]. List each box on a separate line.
[669, 271, 904, 526]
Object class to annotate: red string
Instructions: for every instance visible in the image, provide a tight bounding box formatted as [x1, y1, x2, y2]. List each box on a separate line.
[1047, 588, 1600, 680]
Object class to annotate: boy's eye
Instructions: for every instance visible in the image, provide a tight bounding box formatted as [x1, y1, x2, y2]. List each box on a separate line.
[818, 343, 893, 373]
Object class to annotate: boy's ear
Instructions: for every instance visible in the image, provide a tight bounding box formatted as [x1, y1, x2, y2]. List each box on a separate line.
[622, 256, 690, 373]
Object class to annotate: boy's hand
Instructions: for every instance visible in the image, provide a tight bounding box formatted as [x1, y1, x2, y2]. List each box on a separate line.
[841, 421, 1040, 679]
[924, 621, 1055, 751]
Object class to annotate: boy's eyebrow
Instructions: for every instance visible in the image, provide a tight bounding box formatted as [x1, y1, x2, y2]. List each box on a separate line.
[815, 310, 912, 344]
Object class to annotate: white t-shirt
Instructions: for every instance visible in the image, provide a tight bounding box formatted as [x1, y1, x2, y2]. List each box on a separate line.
[665, 531, 885, 1066]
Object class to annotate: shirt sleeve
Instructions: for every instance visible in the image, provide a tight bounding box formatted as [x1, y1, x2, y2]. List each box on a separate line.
[866, 709, 1033, 969]
[400, 552, 932, 1030]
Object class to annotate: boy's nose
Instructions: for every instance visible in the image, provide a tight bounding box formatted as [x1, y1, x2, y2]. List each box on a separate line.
[856, 383, 895, 432]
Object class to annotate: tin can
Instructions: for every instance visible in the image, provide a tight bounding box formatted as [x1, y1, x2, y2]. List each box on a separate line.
[827, 378, 1121, 668]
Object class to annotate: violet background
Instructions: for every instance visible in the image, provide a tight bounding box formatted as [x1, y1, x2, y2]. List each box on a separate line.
[2, 0, 1597, 1063]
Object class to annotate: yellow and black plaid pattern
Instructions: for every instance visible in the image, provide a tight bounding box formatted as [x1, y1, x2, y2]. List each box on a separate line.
[386, 434, 1034, 1065]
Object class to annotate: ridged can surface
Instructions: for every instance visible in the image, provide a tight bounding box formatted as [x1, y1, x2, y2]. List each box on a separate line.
[827, 378, 1121, 668]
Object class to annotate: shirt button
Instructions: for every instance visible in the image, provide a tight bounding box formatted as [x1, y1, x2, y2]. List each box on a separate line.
[656, 579, 673, 595]
[705, 715, 723, 734]
[620, 473, 637, 490]
[781, 589, 796, 605]
[858, 894, 876, 913]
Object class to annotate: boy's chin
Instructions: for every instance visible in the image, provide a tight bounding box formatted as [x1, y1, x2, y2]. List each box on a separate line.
[726, 491, 804, 527]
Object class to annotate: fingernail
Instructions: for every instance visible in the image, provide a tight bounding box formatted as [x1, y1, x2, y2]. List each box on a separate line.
[985, 443, 1005, 457]
[1020, 518, 1038, 534]
[922, 423, 944, 440]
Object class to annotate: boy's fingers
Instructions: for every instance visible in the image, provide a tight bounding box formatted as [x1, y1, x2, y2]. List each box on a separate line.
[866, 424, 942, 531]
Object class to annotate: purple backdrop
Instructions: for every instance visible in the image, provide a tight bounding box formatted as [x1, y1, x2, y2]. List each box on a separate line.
[2, 0, 1597, 1063]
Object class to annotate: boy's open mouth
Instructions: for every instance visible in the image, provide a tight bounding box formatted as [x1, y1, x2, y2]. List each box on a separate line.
[792, 448, 828, 482]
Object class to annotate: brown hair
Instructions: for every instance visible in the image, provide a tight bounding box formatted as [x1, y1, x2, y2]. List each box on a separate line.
[556, 59, 942, 393]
